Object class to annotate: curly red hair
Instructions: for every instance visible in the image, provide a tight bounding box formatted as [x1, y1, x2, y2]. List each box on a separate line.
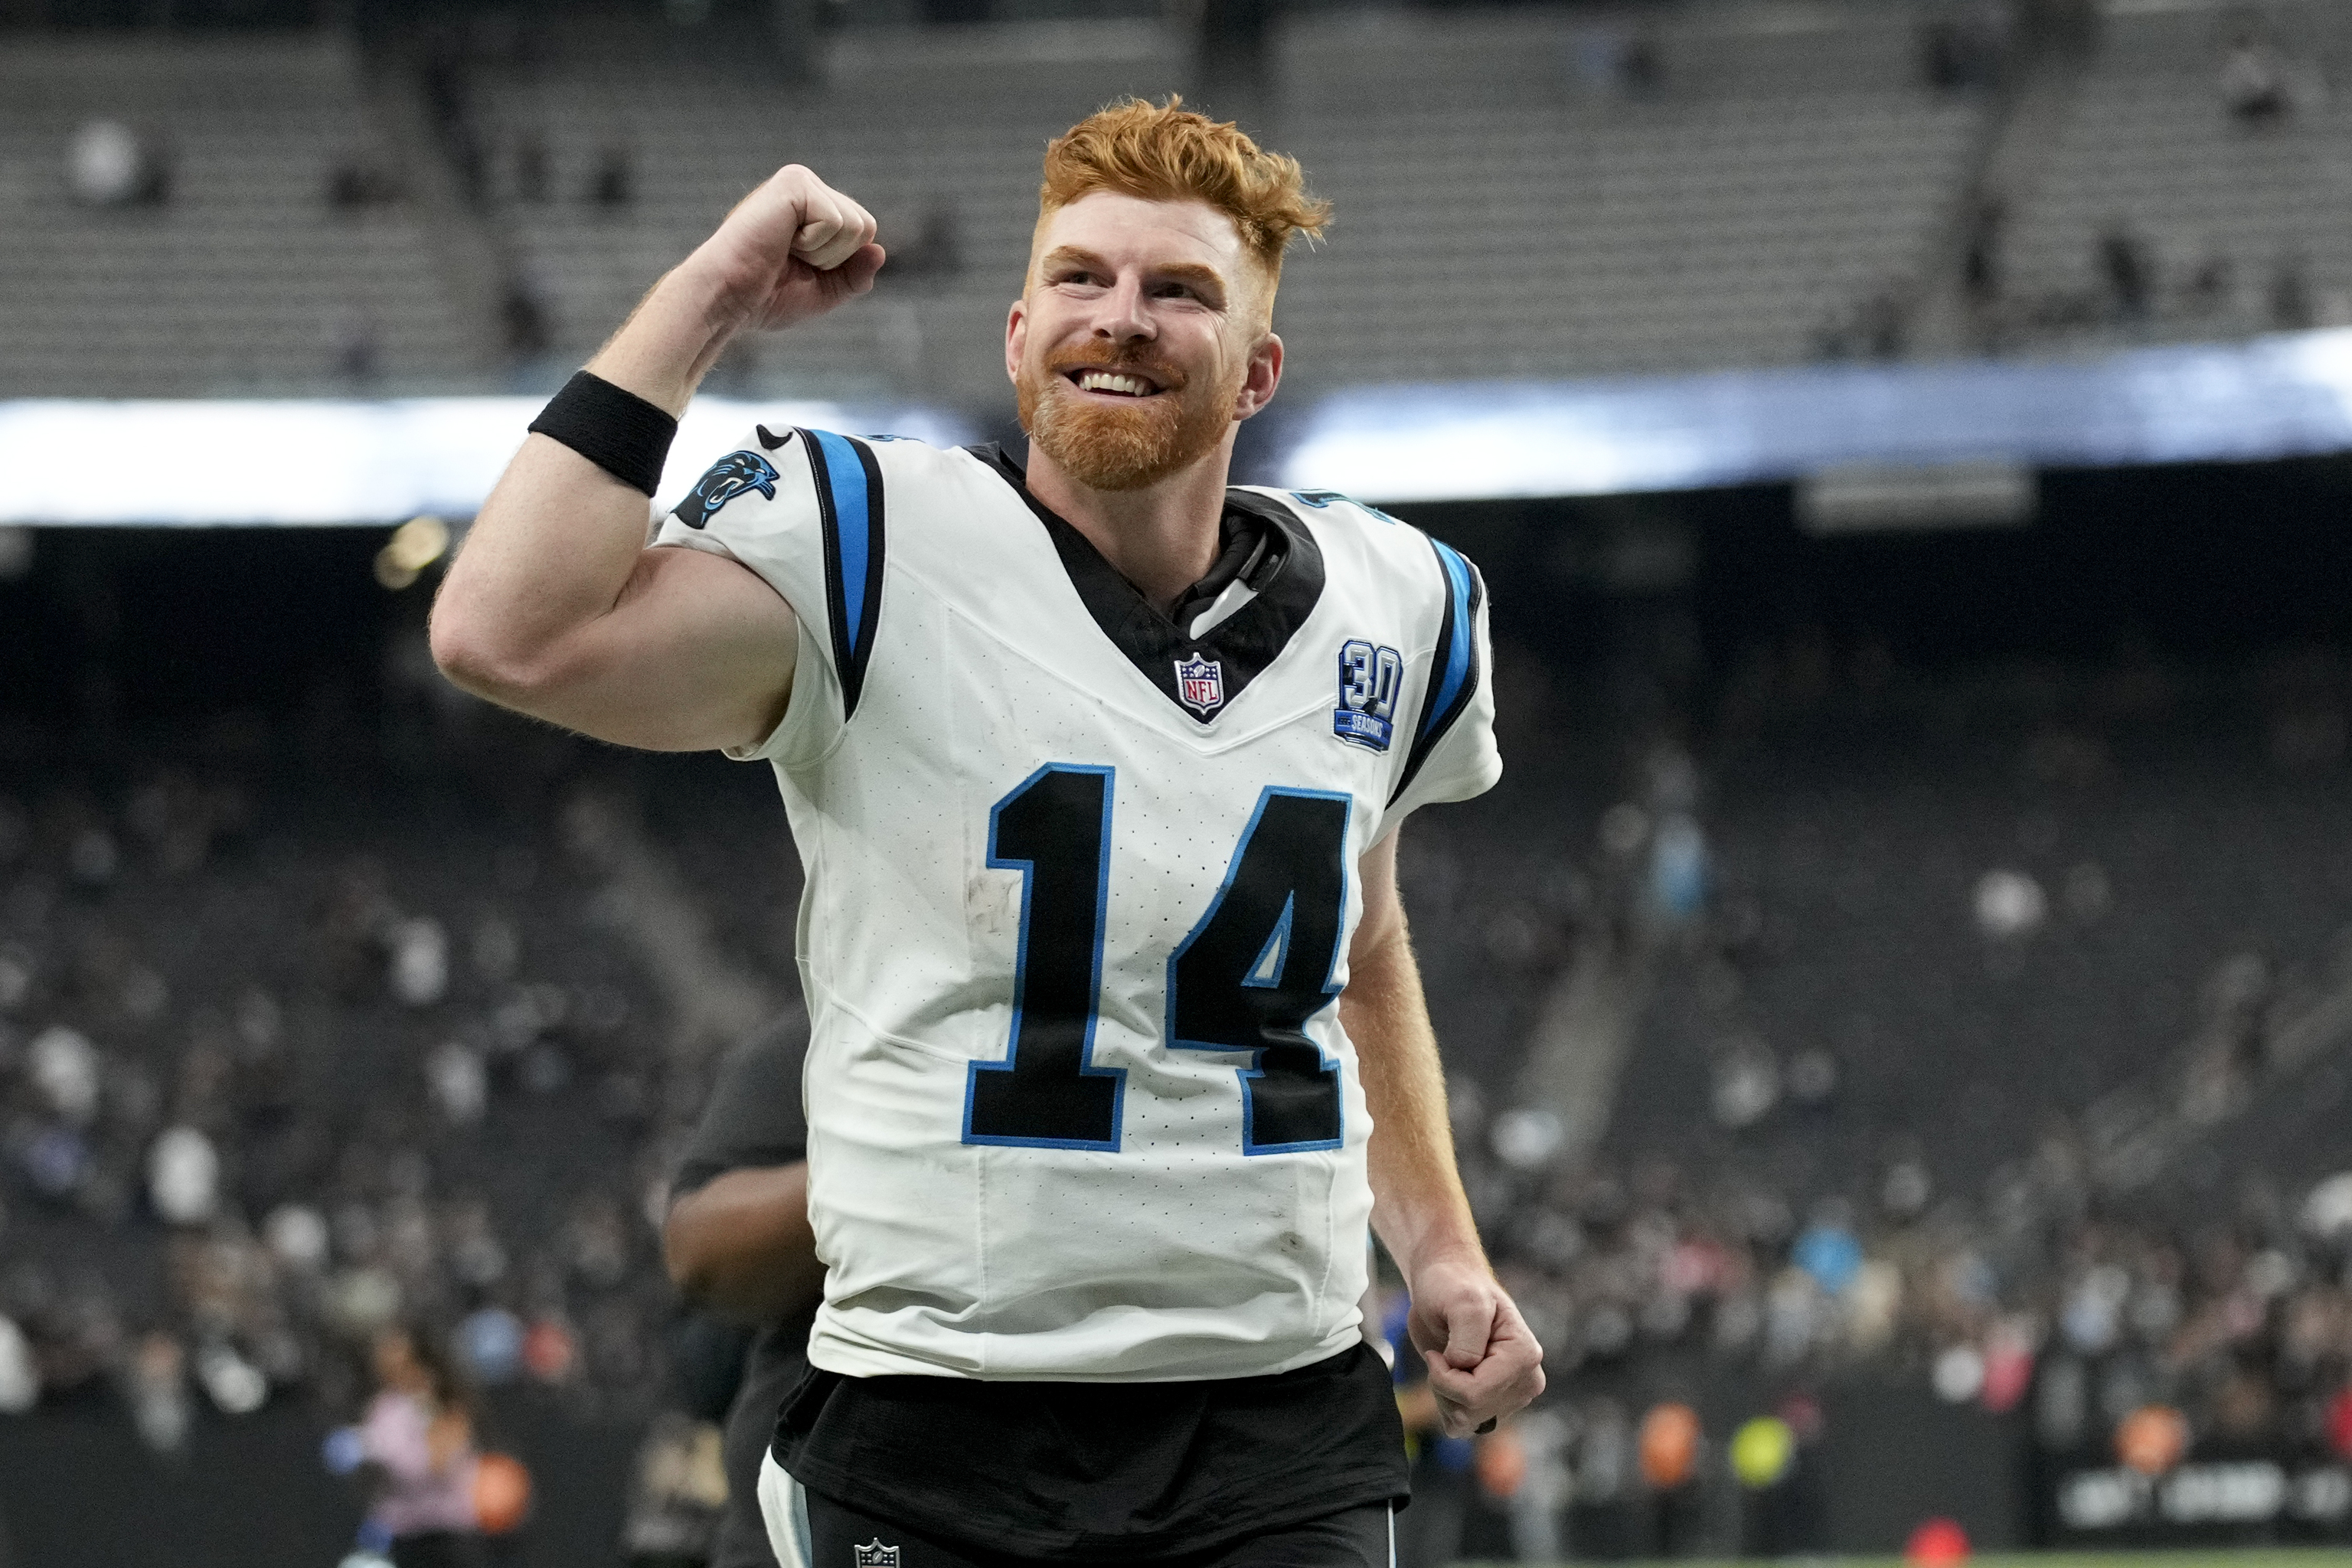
[1036, 96, 1329, 287]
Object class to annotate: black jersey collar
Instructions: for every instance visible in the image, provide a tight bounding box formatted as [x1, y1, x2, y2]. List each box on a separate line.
[968, 443, 1325, 725]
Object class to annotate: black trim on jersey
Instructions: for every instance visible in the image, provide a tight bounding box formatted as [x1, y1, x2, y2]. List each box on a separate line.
[1389, 538, 1484, 805]
[798, 428, 887, 723]
[965, 444, 1325, 724]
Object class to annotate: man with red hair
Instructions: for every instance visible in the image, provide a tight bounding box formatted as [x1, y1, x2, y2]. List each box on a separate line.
[433, 97, 1542, 1568]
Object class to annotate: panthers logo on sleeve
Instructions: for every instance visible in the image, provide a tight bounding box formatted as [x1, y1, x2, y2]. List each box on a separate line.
[671, 449, 781, 530]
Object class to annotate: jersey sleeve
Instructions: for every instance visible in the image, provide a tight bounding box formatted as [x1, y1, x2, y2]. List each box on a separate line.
[1385, 536, 1501, 824]
[648, 425, 888, 766]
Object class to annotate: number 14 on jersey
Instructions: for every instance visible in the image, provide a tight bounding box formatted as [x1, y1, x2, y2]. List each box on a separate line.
[963, 765, 1353, 1156]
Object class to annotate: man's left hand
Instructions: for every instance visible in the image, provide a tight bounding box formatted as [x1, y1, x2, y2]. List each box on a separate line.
[1405, 1253, 1547, 1437]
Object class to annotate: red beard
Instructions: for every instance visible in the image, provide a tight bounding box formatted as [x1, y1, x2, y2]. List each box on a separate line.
[1018, 340, 1238, 492]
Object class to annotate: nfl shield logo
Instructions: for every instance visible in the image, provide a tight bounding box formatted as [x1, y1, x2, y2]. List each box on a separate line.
[1174, 654, 1225, 716]
[854, 1542, 900, 1568]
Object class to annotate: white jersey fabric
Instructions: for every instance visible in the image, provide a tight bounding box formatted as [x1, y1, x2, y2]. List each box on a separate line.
[652, 427, 1498, 1382]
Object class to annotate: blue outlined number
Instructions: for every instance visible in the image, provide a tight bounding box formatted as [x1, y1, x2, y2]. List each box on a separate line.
[1168, 789, 1352, 1153]
[1334, 640, 1403, 752]
[962, 765, 1124, 1149]
[963, 775, 1351, 1154]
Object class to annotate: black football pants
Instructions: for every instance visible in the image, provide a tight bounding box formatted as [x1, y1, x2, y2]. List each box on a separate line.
[799, 1491, 1393, 1568]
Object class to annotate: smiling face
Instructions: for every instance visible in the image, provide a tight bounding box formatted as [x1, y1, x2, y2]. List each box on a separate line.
[1008, 191, 1282, 493]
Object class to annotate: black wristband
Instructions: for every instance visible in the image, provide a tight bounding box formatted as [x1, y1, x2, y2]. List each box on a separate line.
[527, 371, 678, 497]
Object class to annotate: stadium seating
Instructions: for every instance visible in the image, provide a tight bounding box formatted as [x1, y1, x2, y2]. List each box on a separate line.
[1, 5, 1988, 402]
[24, 2, 2352, 398]
[471, 5, 1985, 400]
[0, 36, 475, 398]
[1270, 6, 1984, 387]
[1998, 0, 2352, 348]
[466, 12, 1194, 408]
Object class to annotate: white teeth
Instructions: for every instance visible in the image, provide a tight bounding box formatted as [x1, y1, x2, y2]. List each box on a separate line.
[1076, 371, 1152, 396]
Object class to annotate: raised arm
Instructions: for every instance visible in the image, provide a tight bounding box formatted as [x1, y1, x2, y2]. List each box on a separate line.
[430, 167, 884, 752]
[1344, 828, 1545, 1435]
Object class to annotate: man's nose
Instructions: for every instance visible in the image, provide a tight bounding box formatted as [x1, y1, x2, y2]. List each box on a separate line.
[1093, 274, 1156, 342]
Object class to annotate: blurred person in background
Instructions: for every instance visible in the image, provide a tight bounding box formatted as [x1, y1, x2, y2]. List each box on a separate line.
[2097, 223, 2154, 326]
[1960, 187, 2004, 312]
[591, 144, 635, 209]
[360, 1323, 487, 1568]
[126, 1329, 191, 1455]
[623, 1406, 734, 1567]
[663, 1015, 822, 1568]
[2270, 251, 2315, 330]
[501, 268, 554, 368]
[512, 130, 550, 204]
[2222, 28, 2292, 126]
[330, 306, 385, 387]
[66, 116, 168, 207]
[884, 201, 965, 285]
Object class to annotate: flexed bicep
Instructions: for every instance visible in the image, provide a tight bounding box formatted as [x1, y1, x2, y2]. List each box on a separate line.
[514, 541, 802, 754]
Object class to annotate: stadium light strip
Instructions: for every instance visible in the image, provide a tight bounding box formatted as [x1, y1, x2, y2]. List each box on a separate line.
[17, 329, 2352, 523]
[1280, 328, 2352, 502]
[0, 397, 976, 526]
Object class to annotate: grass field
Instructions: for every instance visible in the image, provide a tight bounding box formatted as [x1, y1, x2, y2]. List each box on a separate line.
[1927, 1559, 2349, 1566]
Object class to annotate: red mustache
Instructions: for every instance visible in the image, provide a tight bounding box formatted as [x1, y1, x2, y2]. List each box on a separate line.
[1044, 343, 1188, 393]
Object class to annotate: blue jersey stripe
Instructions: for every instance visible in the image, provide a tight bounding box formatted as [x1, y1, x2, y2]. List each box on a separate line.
[795, 427, 886, 722]
[1423, 538, 1475, 740]
[1388, 534, 1484, 808]
[810, 429, 872, 658]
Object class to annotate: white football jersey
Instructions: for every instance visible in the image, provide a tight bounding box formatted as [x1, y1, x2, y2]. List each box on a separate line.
[652, 427, 1498, 1382]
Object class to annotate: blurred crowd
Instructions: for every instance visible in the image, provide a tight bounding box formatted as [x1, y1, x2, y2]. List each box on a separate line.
[0, 756, 763, 1460]
[4, 663, 2352, 1557]
[1367, 1122, 2352, 1558]
[1459, 1113, 2352, 1449]
[1365, 638, 2352, 1554]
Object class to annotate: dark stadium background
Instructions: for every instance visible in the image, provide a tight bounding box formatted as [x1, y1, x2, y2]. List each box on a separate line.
[13, 0, 2352, 1564]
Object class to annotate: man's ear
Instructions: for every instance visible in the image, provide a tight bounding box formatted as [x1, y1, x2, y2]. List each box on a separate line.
[1233, 332, 1284, 422]
[1004, 296, 1027, 386]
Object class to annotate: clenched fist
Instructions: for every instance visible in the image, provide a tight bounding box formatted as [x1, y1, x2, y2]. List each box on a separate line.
[684, 165, 885, 334]
[1405, 1252, 1547, 1437]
